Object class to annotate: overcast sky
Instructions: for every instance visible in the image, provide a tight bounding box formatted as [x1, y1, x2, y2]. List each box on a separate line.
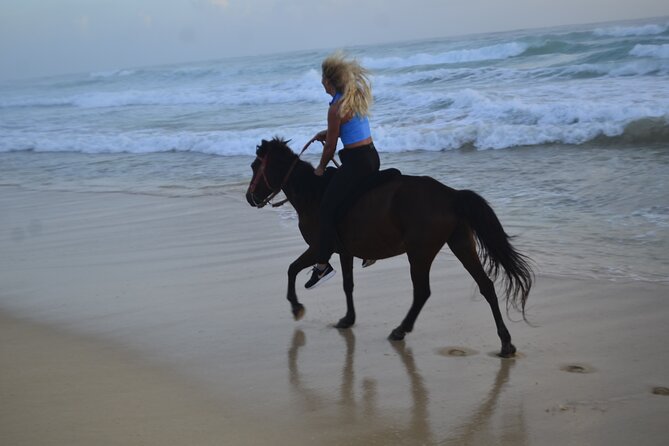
[1, 0, 668, 80]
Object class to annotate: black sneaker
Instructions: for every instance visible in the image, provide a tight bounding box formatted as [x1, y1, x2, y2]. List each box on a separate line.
[362, 259, 376, 268]
[305, 263, 336, 289]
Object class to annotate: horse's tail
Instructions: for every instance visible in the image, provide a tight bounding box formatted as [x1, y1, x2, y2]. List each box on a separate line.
[453, 189, 534, 317]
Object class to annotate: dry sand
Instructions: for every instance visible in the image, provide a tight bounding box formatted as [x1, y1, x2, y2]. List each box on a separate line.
[1, 187, 668, 445]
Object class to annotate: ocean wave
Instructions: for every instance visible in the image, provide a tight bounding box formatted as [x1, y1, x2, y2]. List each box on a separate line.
[11, 59, 666, 111]
[362, 42, 528, 70]
[372, 116, 669, 152]
[593, 23, 668, 37]
[535, 60, 665, 79]
[0, 97, 72, 108]
[0, 70, 325, 109]
[594, 117, 669, 144]
[3, 115, 667, 156]
[519, 39, 590, 57]
[87, 64, 239, 83]
[3, 18, 669, 156]
[4, 73, 668, 154]
[89, 69, 137, 78]
[0, 129, 271, 156]
[630, 44, 669, 59]
[374, 67, 515, 88]
[372, 57, 669, 91]
[373, 80, 669, 151]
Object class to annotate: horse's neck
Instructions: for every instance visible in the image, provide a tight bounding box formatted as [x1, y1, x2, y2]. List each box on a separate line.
[283, 162, 323, 217]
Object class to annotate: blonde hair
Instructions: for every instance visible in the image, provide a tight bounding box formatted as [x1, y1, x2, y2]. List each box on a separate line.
[322, 51, 373, 118]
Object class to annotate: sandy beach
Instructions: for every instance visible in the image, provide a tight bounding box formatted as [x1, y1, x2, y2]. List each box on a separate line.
[1, 186, 668, 445]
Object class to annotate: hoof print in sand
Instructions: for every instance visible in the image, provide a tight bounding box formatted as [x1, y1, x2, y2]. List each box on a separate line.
[436, 346, 478, 357]
[560, 363, 596, 374]
[652, 386, 669, 396]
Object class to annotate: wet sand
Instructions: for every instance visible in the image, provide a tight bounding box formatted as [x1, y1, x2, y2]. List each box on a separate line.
[1, 187, 668, 445]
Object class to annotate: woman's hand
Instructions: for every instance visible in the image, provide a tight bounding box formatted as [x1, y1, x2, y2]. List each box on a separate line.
[314, 165, 325, 176]
[312, 130, 327, 143]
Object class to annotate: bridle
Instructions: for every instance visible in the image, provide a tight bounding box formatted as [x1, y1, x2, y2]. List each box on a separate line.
[248, 140, 321, 208]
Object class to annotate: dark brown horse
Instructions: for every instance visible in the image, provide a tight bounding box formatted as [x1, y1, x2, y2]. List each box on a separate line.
[246, 137, 533, 357]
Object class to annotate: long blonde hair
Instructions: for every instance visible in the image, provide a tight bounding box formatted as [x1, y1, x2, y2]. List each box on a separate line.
[322, 51, 372, 118]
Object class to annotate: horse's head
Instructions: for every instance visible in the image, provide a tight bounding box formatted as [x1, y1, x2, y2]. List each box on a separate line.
[246, 137, 297, 208]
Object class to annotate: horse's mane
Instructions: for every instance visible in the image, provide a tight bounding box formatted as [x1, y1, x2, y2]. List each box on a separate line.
[261, 137, 331, 206]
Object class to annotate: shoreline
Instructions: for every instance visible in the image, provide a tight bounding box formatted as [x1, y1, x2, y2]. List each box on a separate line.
[3, 140, 668, 285]
[2, 187, 668, 445]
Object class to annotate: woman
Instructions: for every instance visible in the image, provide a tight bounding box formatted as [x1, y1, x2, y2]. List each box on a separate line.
[305, 52, 380, 289]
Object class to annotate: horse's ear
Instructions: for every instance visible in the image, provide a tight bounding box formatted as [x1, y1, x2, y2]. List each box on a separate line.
[256, 140, 268, 155]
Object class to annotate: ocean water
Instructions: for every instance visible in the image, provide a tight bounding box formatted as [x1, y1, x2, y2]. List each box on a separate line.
[1, 17, 668, 283]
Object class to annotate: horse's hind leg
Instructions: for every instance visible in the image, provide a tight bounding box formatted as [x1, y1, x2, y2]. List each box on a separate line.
[389, 249, 437, 341]
[336, 252, 356, 329]
[447, 227, 515, 358]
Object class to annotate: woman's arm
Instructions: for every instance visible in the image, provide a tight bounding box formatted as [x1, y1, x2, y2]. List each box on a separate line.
[315, 105, 341, 176]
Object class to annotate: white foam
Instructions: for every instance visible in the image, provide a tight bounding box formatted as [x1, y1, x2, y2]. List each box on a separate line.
[0, 129, 260, 156]
[89, 69, 136, 78]
[372, 57, 669, 93]
[0, 70, 325, 109]
[370, 78, 669, 151]
[593, 23, 668, 37]
[362, 42, 528, 70]
[630, 44, 669, 59]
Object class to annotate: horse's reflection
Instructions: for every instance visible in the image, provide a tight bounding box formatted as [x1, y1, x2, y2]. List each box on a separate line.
[288, 329, 526, 445]
[443, 355, 527, 446]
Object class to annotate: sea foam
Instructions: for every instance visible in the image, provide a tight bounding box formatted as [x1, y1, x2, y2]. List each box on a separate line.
[362, 42, 528, 70]
[593, 23, 668, 37]
[630, 44, 669, 59]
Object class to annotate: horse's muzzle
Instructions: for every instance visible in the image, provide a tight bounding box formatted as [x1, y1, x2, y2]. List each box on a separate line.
[246, 191, 266, 208]
[246, 191, 258, 207]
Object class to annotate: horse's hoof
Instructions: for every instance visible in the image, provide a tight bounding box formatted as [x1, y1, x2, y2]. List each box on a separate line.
[335, 317, 355, 329]
[499, 343, 517, 358]
[292, 304, 305, 321]
[388, 328, 406, 341]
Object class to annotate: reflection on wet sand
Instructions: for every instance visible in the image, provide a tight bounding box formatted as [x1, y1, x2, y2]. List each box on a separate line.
[443, 357, 527, 446]
[287, 329, 526, 445]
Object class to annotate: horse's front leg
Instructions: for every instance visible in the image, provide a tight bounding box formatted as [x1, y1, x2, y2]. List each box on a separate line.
[287, 247, 317, 321]
[335, 252, 356, 329]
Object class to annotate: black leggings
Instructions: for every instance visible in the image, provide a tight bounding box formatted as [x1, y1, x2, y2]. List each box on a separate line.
[317, 143, 380, 264]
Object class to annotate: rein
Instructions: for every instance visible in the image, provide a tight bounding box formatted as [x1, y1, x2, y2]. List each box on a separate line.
[251, 139, 323, 208]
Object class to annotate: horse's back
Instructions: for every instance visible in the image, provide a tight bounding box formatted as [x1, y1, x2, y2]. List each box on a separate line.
[340, 174, 459, 258]
[348, 173, 457, 221]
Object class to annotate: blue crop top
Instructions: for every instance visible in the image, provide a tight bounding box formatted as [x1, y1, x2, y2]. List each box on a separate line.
[330, 92, 372, 146]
